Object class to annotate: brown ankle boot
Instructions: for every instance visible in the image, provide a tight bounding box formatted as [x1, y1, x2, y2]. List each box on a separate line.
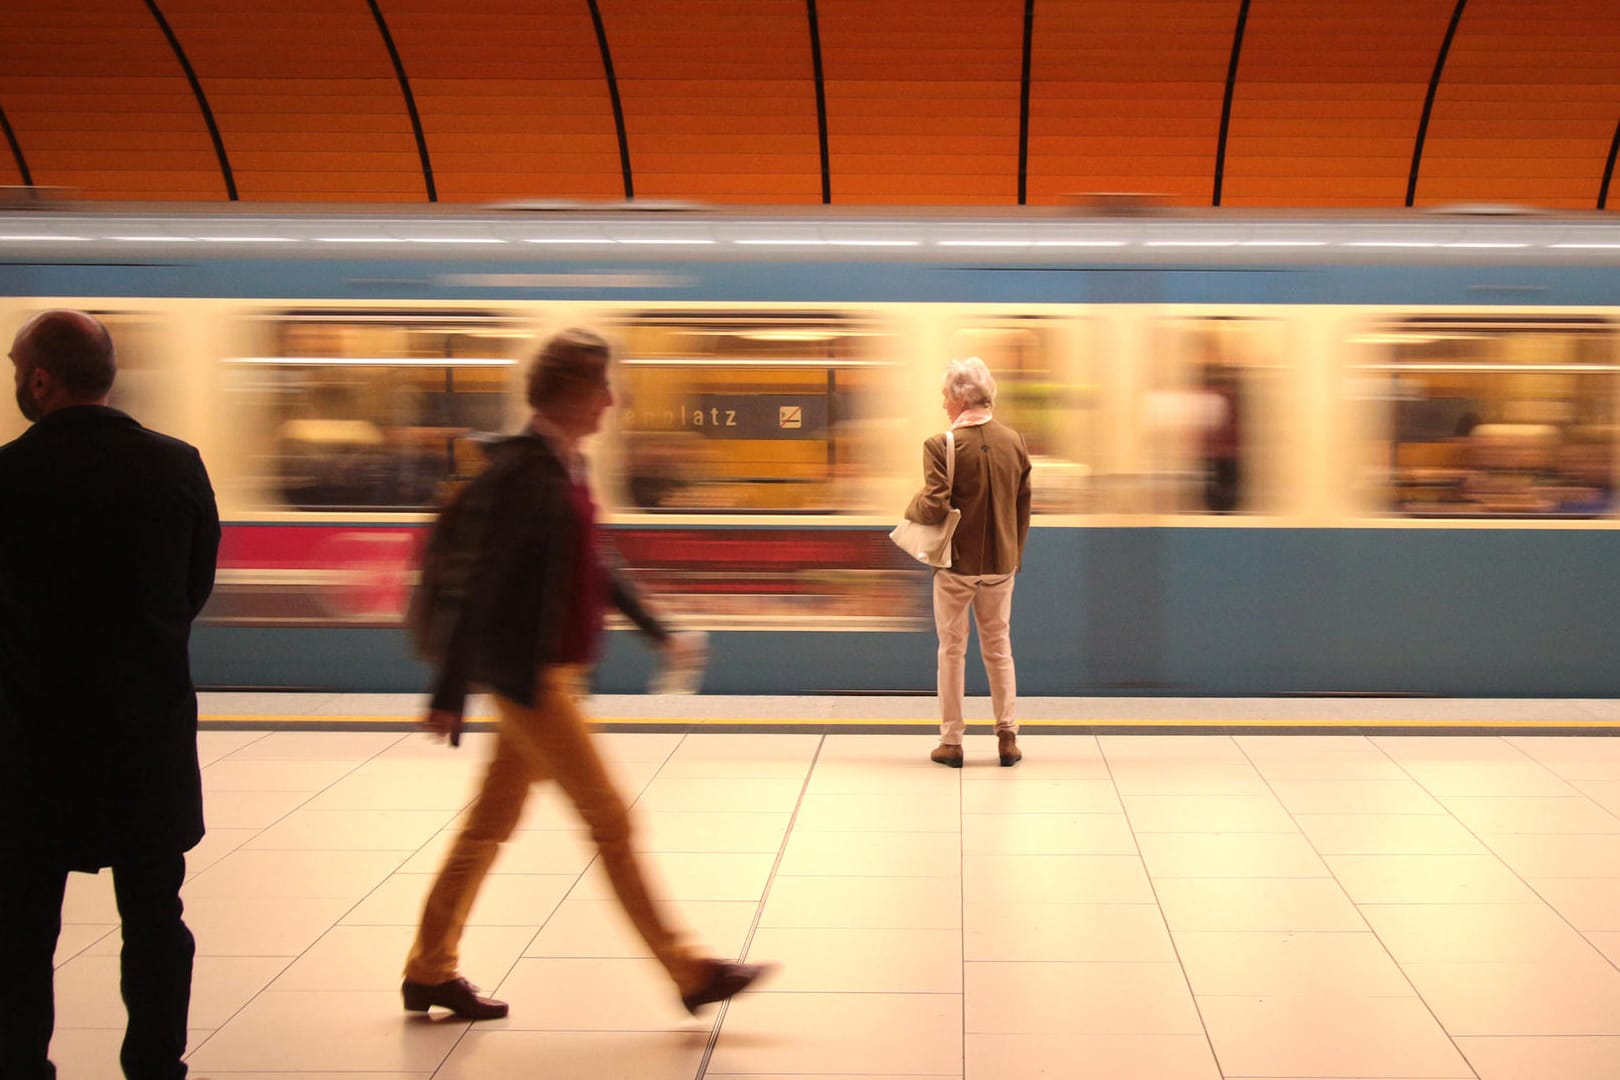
[997, 731, 1022, 767]
[930, 742, 964, 768]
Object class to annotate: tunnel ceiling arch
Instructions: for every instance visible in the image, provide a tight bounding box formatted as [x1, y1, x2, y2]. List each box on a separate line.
[1, 0, 1617, 209]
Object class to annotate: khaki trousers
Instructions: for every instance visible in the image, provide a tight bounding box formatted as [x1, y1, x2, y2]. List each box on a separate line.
[404, 665, 701, 995]
[933, 569, 1018, 745]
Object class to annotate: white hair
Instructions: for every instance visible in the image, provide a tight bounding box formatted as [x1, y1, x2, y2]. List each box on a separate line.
[942, 356, 996, 408]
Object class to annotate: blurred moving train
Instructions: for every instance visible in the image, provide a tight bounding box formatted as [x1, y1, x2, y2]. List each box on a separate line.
[2, 202, 1619, 696]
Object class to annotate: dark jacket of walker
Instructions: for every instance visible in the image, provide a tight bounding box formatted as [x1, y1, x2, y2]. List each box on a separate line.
[428, 431, 666, 717]
[906, 419, 1032, 576]
[0, 405, 220, 870]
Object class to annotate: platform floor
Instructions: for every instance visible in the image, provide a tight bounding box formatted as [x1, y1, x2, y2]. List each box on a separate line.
[43, 696, 1620, 1079]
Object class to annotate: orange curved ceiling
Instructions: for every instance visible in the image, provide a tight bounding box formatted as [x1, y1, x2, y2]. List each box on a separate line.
[1, 0, 1617, 209]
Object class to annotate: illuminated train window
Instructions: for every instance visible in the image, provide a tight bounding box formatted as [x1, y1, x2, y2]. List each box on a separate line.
[952, 318, 1097, 515]
[612, 313, 897, 514]
[1352, 317, 1618, 518]
[226, 312, 526, 511]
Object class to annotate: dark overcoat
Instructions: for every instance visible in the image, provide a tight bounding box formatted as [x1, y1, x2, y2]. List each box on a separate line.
[0, 405, 220, 870]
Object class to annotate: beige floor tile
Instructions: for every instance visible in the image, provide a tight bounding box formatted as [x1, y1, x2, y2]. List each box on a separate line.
[963, 901, 1174, 962]
[1442, 796, 1620, 835]
[273, 924, 535, 991]
[569, 851, 776, 902]
[493, 956, 708, 1030]
[61, 871, 118, 923]
[200, 788, 318, 829]
[52, 954, 131, 1028]
[961, 812, 1136, 855]
[655, 757, 813, 780]
[342, 872, 574, 927]
[1197, 994, 1474, 1078]
[779, 829, 960, 877]
[178, 1073, 427, 1079]
[962, 778, 1121, 814]
[1175, 931, 1413, 996]
[1571, 779, 1620, 813]
[196, 729, 270, 765]
[760, 874, 962, 929]
[749, 926, 961, 992]
[793, 791, 962, 832]
[1527, 878, 1620, 930]
[1484, 833, 1620, 877]
[198, 759, 363, 791]
[1359, 903, 1600, 964]
[53, 923, 115, 966]
[958, 754, 1112, 781]
[965, 961, 1201, 1034]
[1372, 735, 1526, 762]
[398, 828, 595, 876]
[299, 766, 484, 811]
[1398, 763, 1580, 797]
[188, 956, 295, 1029]
[222, 732, 405, 761]
[525, 898, 755, 960]
[707, 1076, 957, 1080]
[637, 809, 790, 853]
[806, 761, 972, 795]
[818, 733, 945, 760]
[1101, 734, 1248, 761]
[961, 854, 1155, 904]
[1404, 955, 1620, 1035]
[183, 849, 406, 899]
[1137, 832, 1329, 878]
[1250, 756, 1413, 781]
[666, 732, 822, 759]
[582, 730, 686, 762]
[161, 895, 358, 957]
[1155, 877, 1366, 932]
[635, 776, 806, 813]
[43, 1029, 126, 1078]
[1236, 734, 1382, 756]
[1324, 853, 1539, 904]
[965, 1032, 1220, 1080]
[184, 828, 261, 877]
[183, 990, 464, 1071]
[243, 809, 455, 851]
[447, 796, 582, 832]
[1107, 763, 1271, 797]
[1456, 1034, 1620, 1080]
[1589, 931, 1620, 965]
[435, 1029, 708, 1079]
[1294, 813, 1491, 856]
[1122, 794, 1297, 833]
[1269, 779, 1445, 815]
[707, 991, 962, 1075]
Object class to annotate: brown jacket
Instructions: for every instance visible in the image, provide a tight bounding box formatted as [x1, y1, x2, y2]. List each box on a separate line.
[905, 419, 1031, 575]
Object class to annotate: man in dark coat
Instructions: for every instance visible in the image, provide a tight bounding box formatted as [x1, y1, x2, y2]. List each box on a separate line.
[0, 310, 220, 1080]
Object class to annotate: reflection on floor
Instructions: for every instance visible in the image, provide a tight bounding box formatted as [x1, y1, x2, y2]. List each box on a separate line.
[44, 698, 1620, 1079]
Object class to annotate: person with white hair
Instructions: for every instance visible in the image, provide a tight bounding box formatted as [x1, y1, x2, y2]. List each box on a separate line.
[904, 357, 1032, 767]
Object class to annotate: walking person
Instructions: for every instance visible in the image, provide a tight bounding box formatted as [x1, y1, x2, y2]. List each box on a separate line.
[402, 329, 771, 1021]
[0, 311, 221, 1080]
[905, 357, 1031, 767]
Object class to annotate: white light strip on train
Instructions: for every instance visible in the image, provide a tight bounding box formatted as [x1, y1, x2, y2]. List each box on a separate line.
[1346, 241, 1440, 248]
[1551, 242, 1620, 249]
[0, 234, 89, 242]
[825, 240, 920, 247]
[108, 235, 198, 242]
[393, 237, 506, 244]
[733, 239, 830, 245]
[1444, 242, 1531, 249]
[313, 237, 410, 244]
[197, 236, 297, 243]
[1240, 240, 1329, 247]
[1144, 240, 1240, 247]
[521, 238, 616, 244]
[224, 356, 517, 367]
[620, 358, 894, 368]
[937, 240, 1033, 247]
[1358, 363, 1620, 373]
[1032, 240, 1128, 247]
[612, 238, 717, 245]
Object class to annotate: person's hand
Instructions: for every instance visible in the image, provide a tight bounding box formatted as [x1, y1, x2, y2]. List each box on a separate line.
[422, 707, 464, 747]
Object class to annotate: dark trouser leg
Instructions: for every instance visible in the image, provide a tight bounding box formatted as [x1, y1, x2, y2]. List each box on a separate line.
[0, 859, 68, 1080]
[112, 854, 192, 1080]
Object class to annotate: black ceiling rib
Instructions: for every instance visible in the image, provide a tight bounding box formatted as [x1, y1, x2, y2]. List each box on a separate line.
[1407, 0, 1469, 207]
[368, 0, 436, 202]
[1017, 0, 1035, 205]
[0, 101, 32, 187]
[1211, 0, 1251, 207]
[1599, 116, 1620, 210]
[143, 0, 236, 200]
[587, 0, 634, 199]
[807, 0, 831, 204]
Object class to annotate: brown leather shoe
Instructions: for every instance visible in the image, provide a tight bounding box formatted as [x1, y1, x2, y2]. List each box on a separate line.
[998, 731, 1022, 767]
[681, 959, 776, 1014]
[930, 742, 964, 768]
[402, 976, 509, 1020]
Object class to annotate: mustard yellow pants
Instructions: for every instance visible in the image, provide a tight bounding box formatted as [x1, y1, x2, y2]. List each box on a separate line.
[404, 665, 700, 994]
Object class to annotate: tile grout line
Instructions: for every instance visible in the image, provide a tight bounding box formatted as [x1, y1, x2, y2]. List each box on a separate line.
[692, 731, 829, 1079]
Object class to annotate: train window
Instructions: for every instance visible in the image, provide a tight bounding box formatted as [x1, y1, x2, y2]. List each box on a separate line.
[1353, 317, 1617, 517]
[1139, 317, 1285, 515]
[611, 313, 897, 513]
[951, 319, 1097, 514]
[224, 312, 525, 510]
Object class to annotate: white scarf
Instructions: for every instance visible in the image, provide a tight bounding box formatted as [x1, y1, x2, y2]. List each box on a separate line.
[951, 407, 992, 430]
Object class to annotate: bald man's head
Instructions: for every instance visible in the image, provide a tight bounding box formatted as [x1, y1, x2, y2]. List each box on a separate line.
[10, 310, 116, 421]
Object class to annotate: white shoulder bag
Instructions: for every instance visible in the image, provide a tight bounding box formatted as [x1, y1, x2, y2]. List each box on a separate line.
[889, 430, 961, 568]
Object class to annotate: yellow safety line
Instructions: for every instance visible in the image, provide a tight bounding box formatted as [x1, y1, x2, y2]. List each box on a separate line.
[200, 713, 1620, 729]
